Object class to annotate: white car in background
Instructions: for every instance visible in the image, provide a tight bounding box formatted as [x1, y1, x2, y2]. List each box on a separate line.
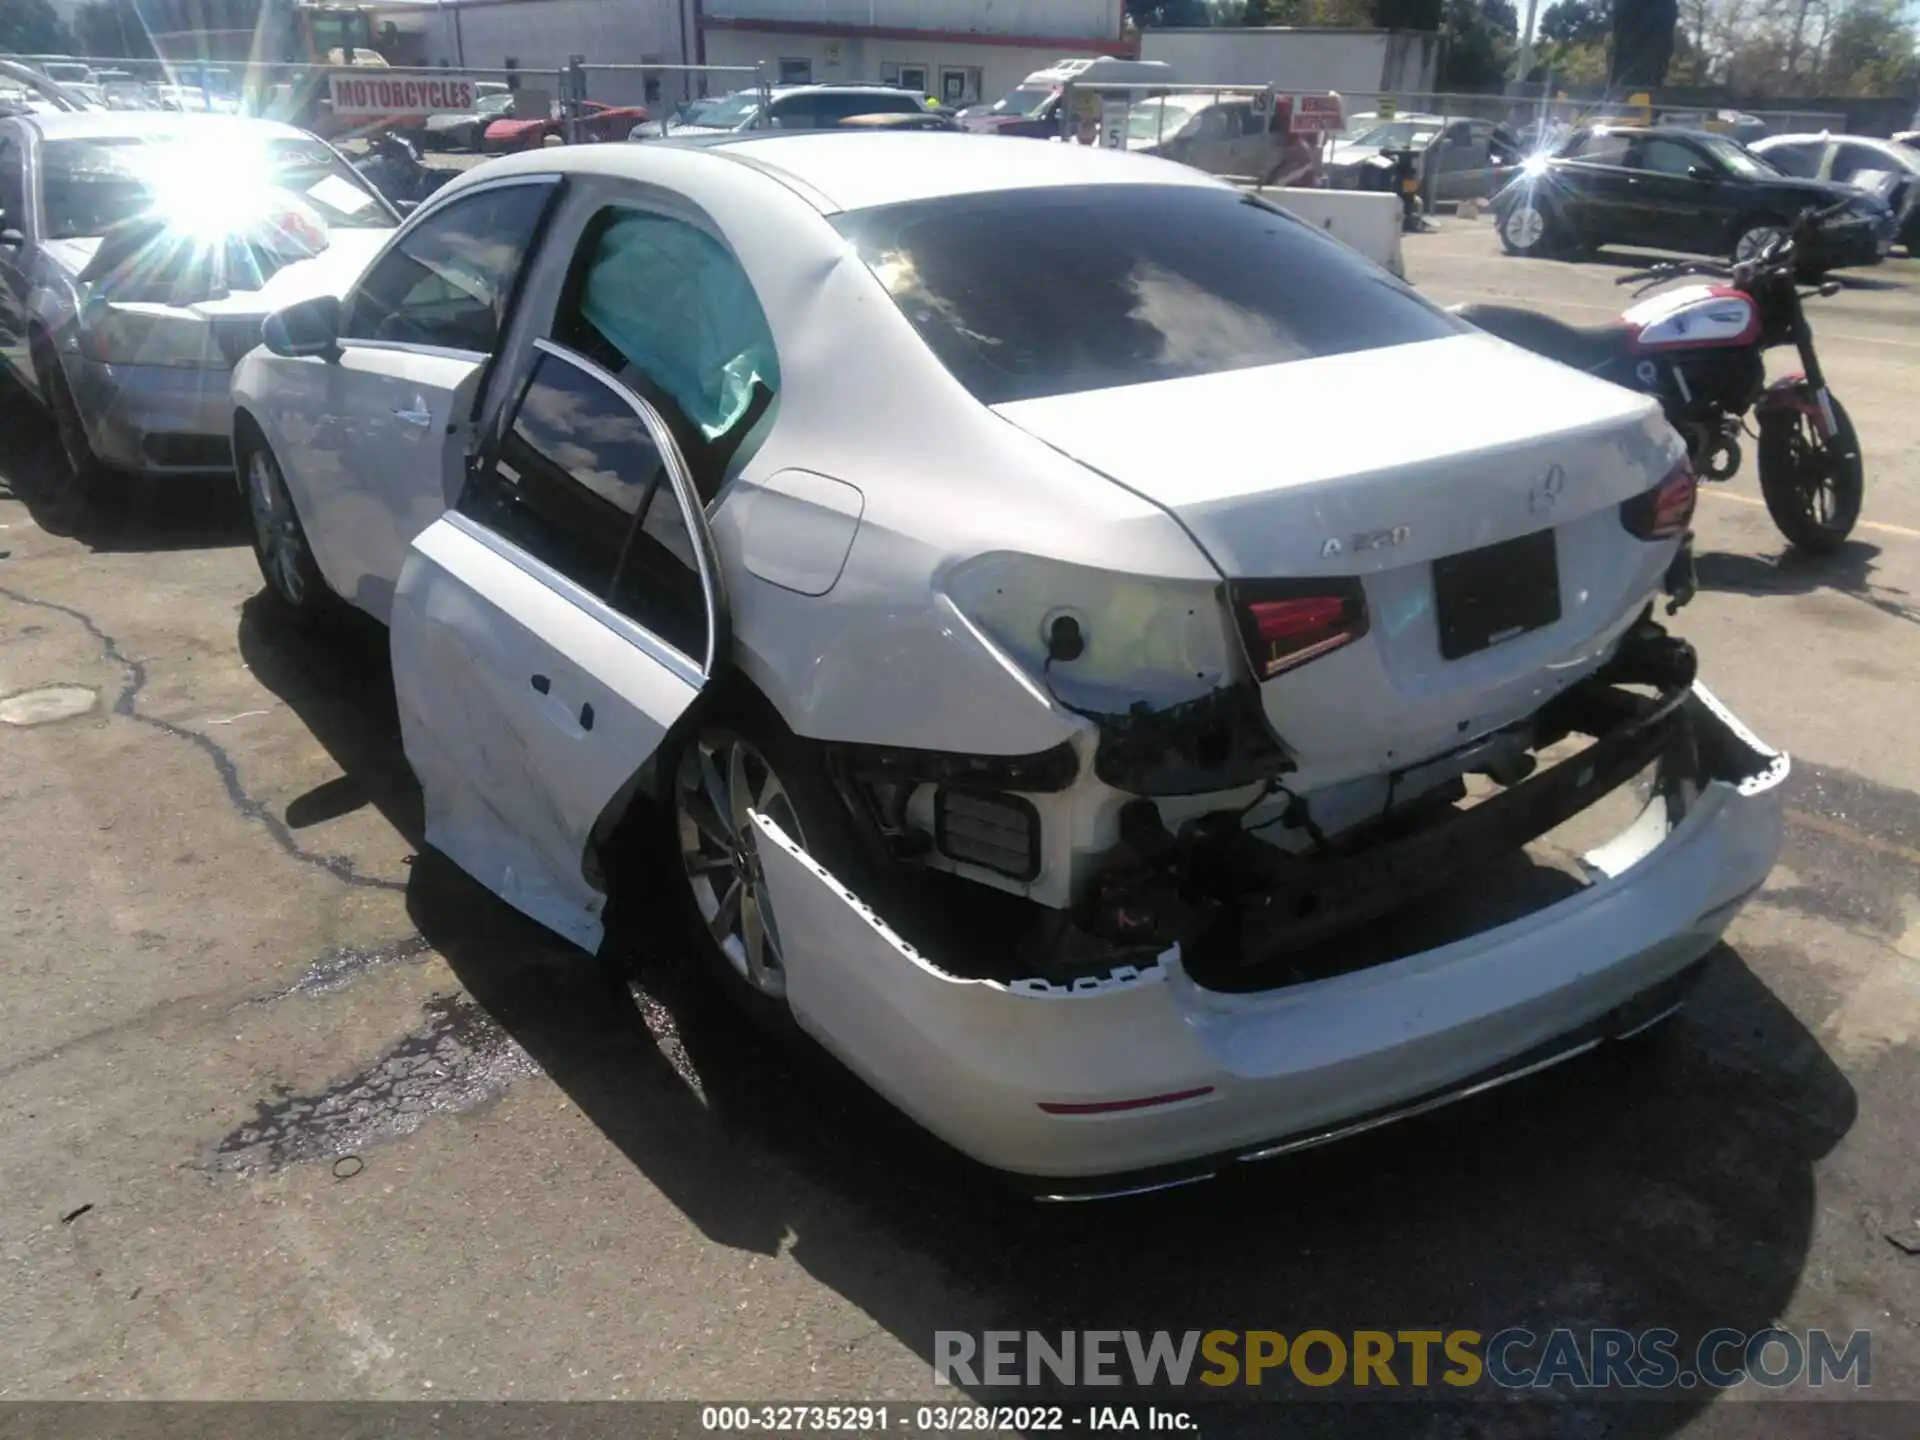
[0, 111, 397, 493]
[229, 133, 1786, 1196]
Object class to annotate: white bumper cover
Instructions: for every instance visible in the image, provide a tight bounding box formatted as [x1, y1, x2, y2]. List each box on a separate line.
[753, 685, 1786, 1189]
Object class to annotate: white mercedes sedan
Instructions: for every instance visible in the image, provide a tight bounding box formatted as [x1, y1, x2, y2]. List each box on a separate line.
[231, 133, 1786, 1197]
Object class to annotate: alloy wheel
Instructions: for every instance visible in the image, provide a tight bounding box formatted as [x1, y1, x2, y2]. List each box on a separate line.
[1735, 225, 1787, 263]
[675, 730, 805, 999]
[1505, 204, 1546, 251]
[246, 448, 308, 605]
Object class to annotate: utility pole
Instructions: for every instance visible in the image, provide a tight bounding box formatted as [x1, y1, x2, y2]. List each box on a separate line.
[1516, 0, 1542, 91]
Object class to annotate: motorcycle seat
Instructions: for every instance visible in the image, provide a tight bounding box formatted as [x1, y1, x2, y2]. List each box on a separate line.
[1450, 303, 1634, 375]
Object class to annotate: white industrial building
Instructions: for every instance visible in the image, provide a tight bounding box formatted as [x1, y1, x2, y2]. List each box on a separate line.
[368, 2, 1436, 113]
[371, 0, 698, 107]
[697, 0, 1130, 108]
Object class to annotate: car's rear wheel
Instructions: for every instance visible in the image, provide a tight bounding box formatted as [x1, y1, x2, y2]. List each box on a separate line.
[1499, 199, 1556, 257]
[238, 431, 343, 623]
[664, 698, 871, 1028]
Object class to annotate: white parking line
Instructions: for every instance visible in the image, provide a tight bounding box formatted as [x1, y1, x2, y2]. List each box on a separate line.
[1701, 487, 1920, 540]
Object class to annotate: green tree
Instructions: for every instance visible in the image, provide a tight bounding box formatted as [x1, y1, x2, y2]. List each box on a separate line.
[1819, 0, 1920, 95]
[0, 0, 74, 54]
[1538, 0, 1612, 46]
[1440, 0, 1519, 87]
[1610, 0, 1678, 86]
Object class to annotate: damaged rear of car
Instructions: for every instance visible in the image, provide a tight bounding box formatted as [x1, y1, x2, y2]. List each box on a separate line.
[740, 175, 1786, 1192]
[269, 138, 1784, 1197]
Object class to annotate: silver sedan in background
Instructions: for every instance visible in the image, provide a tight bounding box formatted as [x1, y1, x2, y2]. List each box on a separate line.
[0, 111, 397, 498]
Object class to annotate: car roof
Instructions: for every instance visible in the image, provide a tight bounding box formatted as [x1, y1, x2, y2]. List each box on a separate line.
[21, 110, 309, 143]
[483, 129, 1225, 212]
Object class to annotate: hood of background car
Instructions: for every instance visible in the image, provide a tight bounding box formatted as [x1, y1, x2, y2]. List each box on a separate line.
[73, 226, 389, 316]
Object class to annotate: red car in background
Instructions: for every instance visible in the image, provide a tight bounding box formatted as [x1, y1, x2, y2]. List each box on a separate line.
[484, 99, 648, 152]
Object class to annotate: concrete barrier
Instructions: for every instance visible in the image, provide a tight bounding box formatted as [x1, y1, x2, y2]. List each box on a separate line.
[1251, 187, 1406, 279]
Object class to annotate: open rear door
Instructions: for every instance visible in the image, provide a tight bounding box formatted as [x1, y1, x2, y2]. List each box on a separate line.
[389, 342, 724, 951]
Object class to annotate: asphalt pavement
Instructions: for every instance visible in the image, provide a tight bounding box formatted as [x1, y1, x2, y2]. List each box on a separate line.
[0, 215, 1916, 1435]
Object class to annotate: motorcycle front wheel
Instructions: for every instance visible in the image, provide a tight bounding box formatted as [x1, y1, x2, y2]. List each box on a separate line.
[1758, 393, 1864, 555]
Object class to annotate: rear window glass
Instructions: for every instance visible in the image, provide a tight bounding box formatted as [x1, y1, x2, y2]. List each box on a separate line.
[833, 184, 1463, 405]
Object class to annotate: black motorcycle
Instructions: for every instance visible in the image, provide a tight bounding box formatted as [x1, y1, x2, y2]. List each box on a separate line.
[354, 132, 455, 210]
[1456, 204, 1864, 554]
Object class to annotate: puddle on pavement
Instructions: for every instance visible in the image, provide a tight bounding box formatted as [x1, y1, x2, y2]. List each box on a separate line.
[208, 993, 539, 1175]
[1766, 759, 1920, 943]
[0, 684, 97, 726]
[263, 936, 436, 1000]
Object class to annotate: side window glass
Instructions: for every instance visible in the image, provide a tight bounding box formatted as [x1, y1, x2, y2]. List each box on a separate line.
[1635, 138, 1701, 175]
[460, 346, 709, 664]
[343, 183, 551, 351]
[550, 206, 779, 501]
[1758, 143, 1812, 178]
[1567, 131, 1631, 167]
[1831, 145, 1881, 183]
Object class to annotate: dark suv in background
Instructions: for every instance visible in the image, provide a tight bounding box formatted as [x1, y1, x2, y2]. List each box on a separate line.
[1494, 124, 1895, 270]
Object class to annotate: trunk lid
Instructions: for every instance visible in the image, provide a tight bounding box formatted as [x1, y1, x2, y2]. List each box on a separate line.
[992, 333, 1685, 787]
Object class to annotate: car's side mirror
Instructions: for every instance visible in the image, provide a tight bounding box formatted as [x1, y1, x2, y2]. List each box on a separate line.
[1688, 164, 1717, 183]
[262, 293, 342, 360]
[0, 228, 22, 249]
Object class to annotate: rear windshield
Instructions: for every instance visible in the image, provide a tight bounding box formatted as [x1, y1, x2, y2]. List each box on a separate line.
[833, 184, 1463, 405]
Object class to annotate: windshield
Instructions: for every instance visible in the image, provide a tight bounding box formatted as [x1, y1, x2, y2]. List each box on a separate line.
[477, 92, 515, 115]
[1350, 120, 1442, 150]
[1695, 133, 1779, 180]
[1125, 97, 1208, 142]
[44, 64, 93, 84]
[700, 91, 763, 129]
[834, 184, 1463, 406]
[992, 85, 1056, 118]
[42, 134, 395, 241]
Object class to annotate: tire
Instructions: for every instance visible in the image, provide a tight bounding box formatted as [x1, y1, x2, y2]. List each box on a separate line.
[1499, 198, 1557, 257]
[33, 335, 119, 503]
[1758, 392, 1863, 555]
[658, 691, 870, 1031]
[1732, 218, 1789, 265]
[236, 427, 345, 623]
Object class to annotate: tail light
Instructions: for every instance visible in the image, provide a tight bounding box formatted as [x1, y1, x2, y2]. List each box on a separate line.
[1620, 459, 1697, 540]
[1228, 577, 1369, 680]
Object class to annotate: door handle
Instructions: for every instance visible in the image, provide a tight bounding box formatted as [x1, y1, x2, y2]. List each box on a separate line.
[530, 674, 550, 694]
[392, 404, 433, 428]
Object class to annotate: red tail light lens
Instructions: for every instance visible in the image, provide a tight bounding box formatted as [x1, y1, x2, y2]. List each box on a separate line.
[1620, 460, 1697, 540]
[1228, 578, 1369, 680]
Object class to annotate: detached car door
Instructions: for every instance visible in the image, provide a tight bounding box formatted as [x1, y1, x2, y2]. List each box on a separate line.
[391, 340, 724, 951]
[282, 175, 559, 621]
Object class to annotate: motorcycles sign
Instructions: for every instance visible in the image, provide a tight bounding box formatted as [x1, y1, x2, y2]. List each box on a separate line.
[329, 72, 481, 117]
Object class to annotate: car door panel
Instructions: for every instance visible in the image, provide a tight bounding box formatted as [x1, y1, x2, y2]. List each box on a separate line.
[391, 336, 722, 953]
[302, 345, 486, 621]
[285, 176, 561, 622]
[393, 512, 703, 950]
